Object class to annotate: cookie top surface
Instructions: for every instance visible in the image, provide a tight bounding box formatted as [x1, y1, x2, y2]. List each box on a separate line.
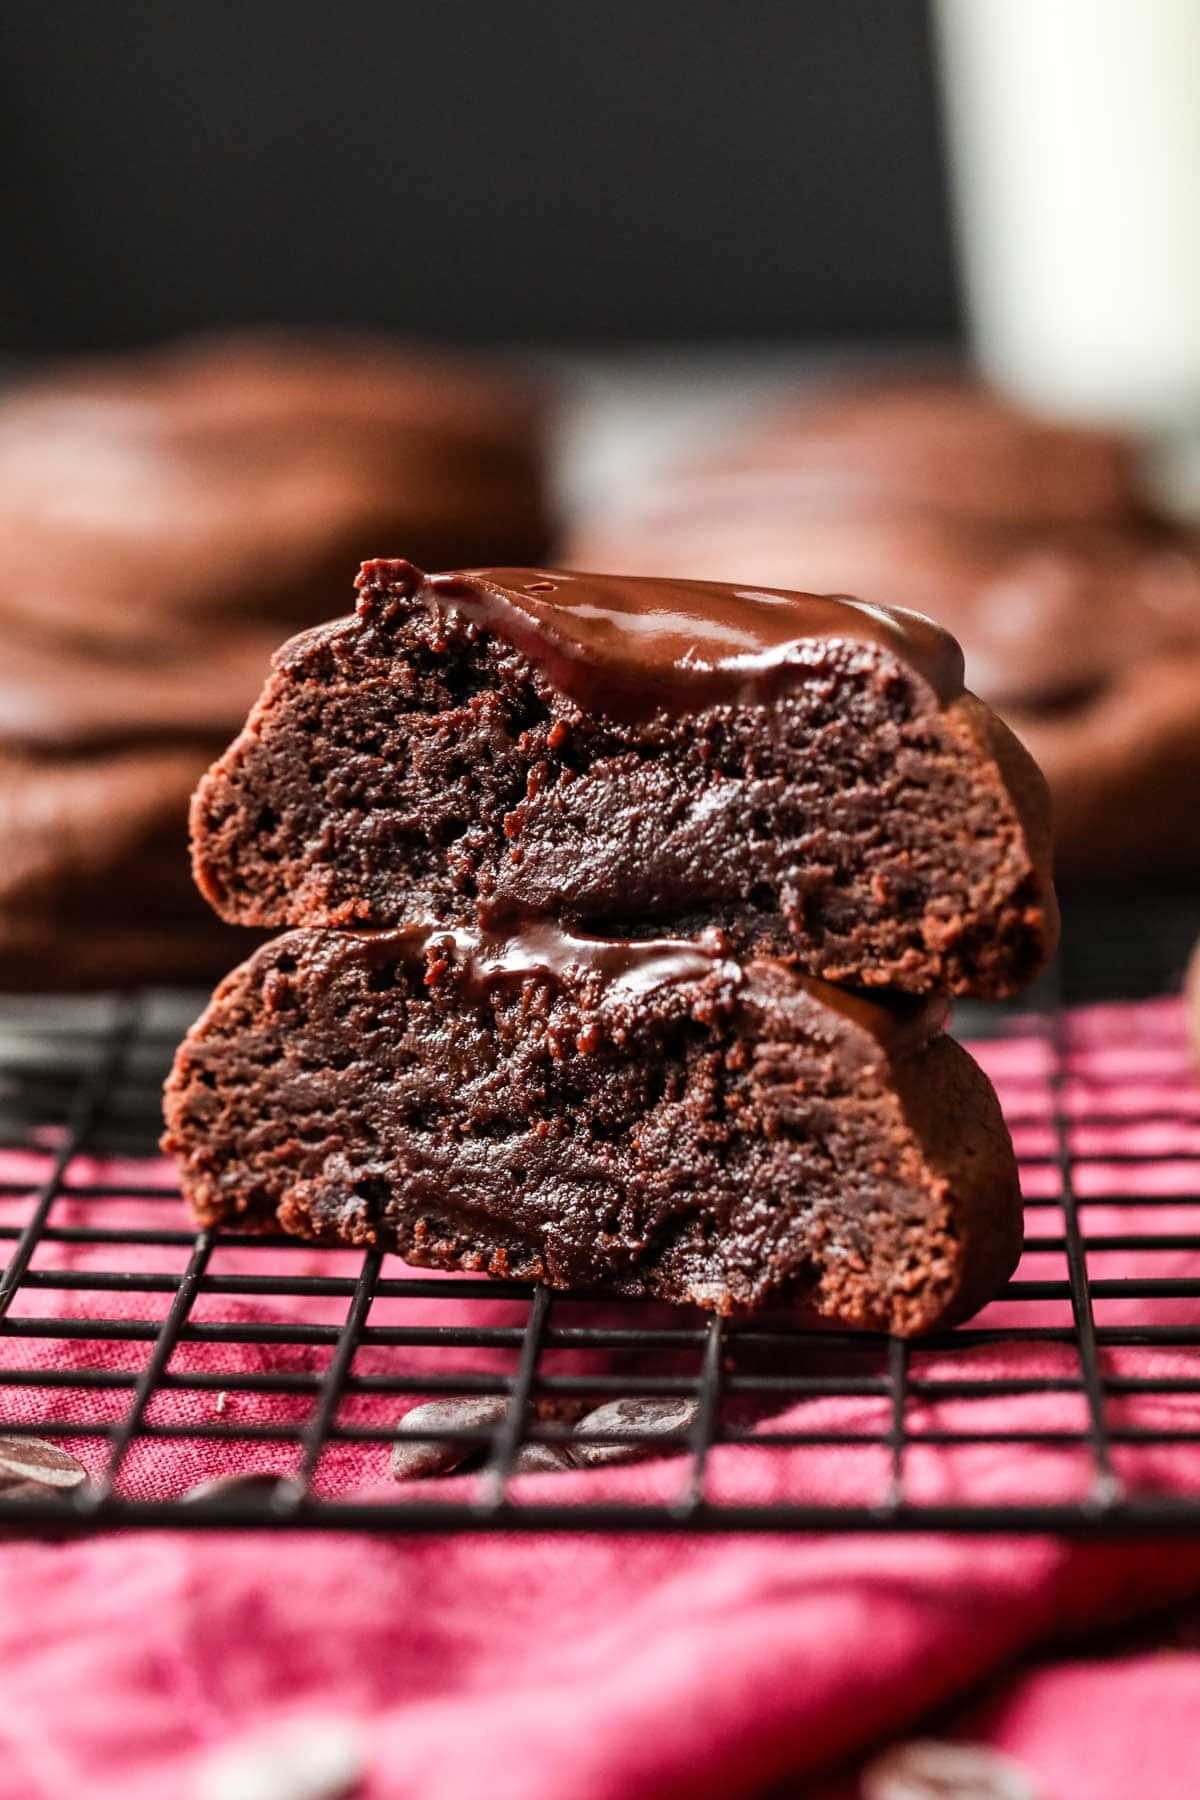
[717, 373, 1144, 526]
[0, 331, 547, 651]
[0, 328, 540, 454]
[354, 558, 966, 718]
[946, 533, 1200, 708]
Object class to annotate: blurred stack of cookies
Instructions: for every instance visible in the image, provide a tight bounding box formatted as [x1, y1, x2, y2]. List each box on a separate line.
[0, 331, 550, 986]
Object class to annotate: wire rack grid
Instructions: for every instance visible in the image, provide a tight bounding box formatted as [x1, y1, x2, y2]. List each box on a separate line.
[1, 893, 1199, 1536]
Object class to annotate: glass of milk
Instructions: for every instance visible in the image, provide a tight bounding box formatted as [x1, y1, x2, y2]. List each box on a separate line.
[934, 0, 1200, 432]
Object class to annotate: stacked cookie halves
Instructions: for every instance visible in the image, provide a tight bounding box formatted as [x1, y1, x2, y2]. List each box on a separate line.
[164, 562, 1059, 1336]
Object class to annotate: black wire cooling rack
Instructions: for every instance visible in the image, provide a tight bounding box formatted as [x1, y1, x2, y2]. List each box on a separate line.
[1, 888, 1199, 1536]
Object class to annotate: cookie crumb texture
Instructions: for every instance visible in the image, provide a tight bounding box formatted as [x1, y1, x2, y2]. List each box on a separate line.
[162, 928, 1022, 1336]
[191, 568, 1056, 998]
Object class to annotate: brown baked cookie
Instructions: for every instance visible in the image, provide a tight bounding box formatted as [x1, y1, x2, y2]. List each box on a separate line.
[0, 329, 549, 651]
[971, 566, 1200, 876]
[0, 622, 286, 749]
[190, 561, 1058, 998]
[162, 922, 1023, 1334]
[561, 376, 1200, 877]
[0, 607, 282, 987]
[704, 371, 1146, 526]
[0, 743, 254, 989]
[0, 573, 291, 984]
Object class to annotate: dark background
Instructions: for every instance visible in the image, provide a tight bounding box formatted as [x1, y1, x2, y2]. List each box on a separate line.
[0, 1, 957, 352]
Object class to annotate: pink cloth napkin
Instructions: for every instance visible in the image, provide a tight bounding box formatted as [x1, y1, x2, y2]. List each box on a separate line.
[956, 1645, 1200, 1800]
[814, 1642, 1200, 1798]
[0, 996, 1199, 1799]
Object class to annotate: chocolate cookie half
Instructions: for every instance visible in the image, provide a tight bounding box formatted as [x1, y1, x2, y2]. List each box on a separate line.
[162, 923, 1023, 1335]
[191, 561, 1058, 998]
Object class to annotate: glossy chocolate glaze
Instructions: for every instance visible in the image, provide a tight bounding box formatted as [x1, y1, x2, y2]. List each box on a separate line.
[324, 922, 947, 1056]
[355, 560, 965, 718]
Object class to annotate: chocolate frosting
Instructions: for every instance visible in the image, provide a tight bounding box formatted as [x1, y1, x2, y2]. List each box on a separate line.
[356, 560, 965, 718]
[336, 921, 946, 1055]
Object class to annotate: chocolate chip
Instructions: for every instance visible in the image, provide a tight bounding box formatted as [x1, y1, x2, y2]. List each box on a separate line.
[390, 1396, 510, 1481]
[571, 1396, 698, 1467]
[0, 1436, 87, 1491]
[861, 1739, 1042, 1800]
[511, 1441, 577, 1474]
[182, 1472, 289, 1506]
